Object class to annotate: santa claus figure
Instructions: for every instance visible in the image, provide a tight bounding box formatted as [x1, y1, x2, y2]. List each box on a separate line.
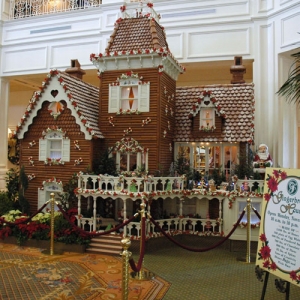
[253, 144, 273, 168]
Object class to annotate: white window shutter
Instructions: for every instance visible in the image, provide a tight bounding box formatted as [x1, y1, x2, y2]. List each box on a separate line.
[38, 188, 46, 209]
[62, 139, 70, 162]
[108, 85, 120, 113]
[39, 139, 47, 161]
[138, 84, 150, 112]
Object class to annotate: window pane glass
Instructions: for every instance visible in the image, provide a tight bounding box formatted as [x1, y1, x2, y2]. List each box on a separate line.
[49, 140, 62, 159]
[129, 154, 137, 171]
[121, 86, 138, 110]
[120, 154, 127, 171]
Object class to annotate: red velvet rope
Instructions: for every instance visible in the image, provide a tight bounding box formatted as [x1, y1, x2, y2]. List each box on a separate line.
[129, 216, 146, 272]
[252, 206, 261, 220]
[149, 210, 246, 252]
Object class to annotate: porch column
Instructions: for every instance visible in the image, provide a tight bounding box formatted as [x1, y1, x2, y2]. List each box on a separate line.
[179, 196, 184, 216]
[219, 198, 223, 233]
[93, 196, 97, 230]
[0, 78, 10, 190]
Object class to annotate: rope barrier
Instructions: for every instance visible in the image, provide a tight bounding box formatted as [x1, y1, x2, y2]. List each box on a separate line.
[0, 198, 254, 261]
[252, 206, 261, 220]
[129, 216, 146, 272]
[148, 210, 246, 252]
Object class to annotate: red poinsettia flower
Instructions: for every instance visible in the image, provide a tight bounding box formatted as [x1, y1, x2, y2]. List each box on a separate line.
[264, 193, 271, 201]
[280, 171, 287, 180]
[290, 270, 297, 281]
[267, 177, 278, 192]
[273, 170, 280, 178]
[259, 233, 267, 242]
[270, 262, 277, 271]
[263, 260, 270, 268]
[260, 245, 271, 259]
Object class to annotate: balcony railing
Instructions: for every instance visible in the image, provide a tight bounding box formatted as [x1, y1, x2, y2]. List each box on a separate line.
[77, 174, 186, 195]
[9, 0, 102, 19]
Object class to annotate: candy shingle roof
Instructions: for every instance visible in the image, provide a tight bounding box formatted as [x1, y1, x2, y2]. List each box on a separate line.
[16, 70, 103, 139]
[106, 17, 168, 52]
[175, 84, 255, 143]
[58, 72, 103, 138]
[90, 15, 185, 77]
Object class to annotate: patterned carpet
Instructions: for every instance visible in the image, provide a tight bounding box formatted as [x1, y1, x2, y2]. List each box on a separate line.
[0, 243, 170, 300]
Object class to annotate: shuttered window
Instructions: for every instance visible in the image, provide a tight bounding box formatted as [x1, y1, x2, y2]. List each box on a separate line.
[108, 80, 150, 113]
[39, 131, 70, 162]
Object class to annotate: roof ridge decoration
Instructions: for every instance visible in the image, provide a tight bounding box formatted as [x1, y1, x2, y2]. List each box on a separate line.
[120, 1, 160, 24]
[15, 69, 101, 139]
[188, 90, 227, 119]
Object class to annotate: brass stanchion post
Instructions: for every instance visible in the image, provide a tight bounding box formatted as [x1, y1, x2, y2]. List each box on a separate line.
[237, 198, 254, 263]
[121, 237, 131, 300]
[50, 192, 55, 255]
[42, 193, 62, 255]
[131, 202, 154, 280]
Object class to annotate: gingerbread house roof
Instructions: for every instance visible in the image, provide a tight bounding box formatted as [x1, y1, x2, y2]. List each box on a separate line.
[16, 70, 103, 139]
[106, 17, 168, 52]
[175, 83, 255, 143]
[90, 4, 185, 80]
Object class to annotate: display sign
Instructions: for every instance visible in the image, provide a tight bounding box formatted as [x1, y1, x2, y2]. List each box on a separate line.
[256, 168, 300, 287]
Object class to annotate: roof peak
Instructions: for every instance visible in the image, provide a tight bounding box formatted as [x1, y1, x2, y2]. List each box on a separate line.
[120, 1, 160, 23]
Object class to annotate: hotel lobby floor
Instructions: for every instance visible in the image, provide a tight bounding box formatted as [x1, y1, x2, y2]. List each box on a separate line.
[0, 237, 299, 300]
[139, 237, 300, 300]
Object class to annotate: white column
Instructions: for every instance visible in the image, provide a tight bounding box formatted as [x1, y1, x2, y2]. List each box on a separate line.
[0, 78, 10, 190]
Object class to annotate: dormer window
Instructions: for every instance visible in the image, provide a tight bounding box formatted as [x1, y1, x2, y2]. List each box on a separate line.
[200, 108, 215, 130]
[188, 90, 226, 132]
[108, 72, 150, 113]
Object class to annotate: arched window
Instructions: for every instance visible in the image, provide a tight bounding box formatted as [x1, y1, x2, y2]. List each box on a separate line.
[112, 137, 148, 173]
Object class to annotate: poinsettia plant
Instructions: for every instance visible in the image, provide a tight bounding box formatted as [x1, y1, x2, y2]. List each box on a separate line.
[0, 208, 91, 246]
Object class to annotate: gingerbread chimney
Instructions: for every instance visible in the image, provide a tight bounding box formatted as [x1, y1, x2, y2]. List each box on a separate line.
[230, 56, 246, 84]
[65, 59, 86, 79]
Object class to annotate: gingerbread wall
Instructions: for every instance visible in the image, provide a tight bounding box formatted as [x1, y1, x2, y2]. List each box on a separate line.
[20, 100, 101, 212]
[98, 68, 176, 174]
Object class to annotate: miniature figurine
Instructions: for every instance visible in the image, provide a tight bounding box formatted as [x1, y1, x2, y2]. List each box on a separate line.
[253, 143, 273, 168]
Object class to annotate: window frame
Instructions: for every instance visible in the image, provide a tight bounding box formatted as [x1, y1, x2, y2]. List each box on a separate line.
[108, 78, 150, 113]
[39, 130, 70, 163]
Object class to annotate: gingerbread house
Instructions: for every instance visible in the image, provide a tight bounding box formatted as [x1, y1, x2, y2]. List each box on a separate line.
[15, 2, 255, 217]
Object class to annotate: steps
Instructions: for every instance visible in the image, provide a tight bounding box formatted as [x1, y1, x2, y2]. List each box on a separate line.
[86, 234, 123, 256]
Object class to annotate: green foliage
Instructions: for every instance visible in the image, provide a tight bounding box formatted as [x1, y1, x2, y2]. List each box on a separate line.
[54, 213, 91, 245]
[0, 192, 14, 216]
[277, 48, 300, 104]
[234, 154, 254, 179]
[93, 148, 117, 176]
[58, 173, 78, 209]
[5, 168, 19, 201]
[174, 149, 193, 180]
[208, 168, 227, 186]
